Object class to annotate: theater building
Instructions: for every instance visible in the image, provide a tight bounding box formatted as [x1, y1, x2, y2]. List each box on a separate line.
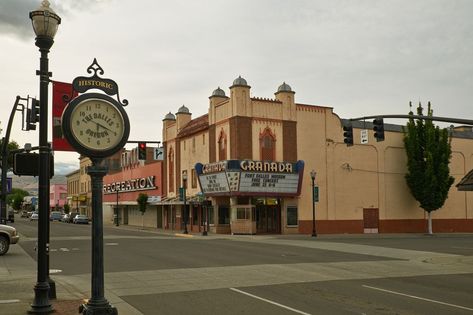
[161, 76, 473, 234]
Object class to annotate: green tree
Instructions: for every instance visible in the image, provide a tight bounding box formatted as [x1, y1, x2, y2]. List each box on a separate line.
[404, 102, 455, 234]
[63, 204, 70, 214]
[7, 188, 29, 211]
[0, 139, 20, 168]
[136, 193, 148, 228]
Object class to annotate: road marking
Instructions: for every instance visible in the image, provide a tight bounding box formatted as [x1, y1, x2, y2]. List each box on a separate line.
[50, 249, 57, 252]
[362, 285, 473, 311]
[50, 269, 62, 274]
[105, 243, 119, 246]
[0, 299, 20, 304]
[230, 288, 311, 315]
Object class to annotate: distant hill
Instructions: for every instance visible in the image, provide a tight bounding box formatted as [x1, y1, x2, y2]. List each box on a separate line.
[9, 173, 67, 195]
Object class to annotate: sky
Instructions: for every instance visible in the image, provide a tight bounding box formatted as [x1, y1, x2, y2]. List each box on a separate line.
[1, 0, 472, 174]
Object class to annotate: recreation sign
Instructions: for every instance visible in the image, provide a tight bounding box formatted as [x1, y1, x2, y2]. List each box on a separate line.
[195, 160, 305, 197]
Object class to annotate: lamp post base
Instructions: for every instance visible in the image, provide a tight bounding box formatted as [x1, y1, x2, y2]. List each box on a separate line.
[311, 232, 317, 237]
[202, 230, 208, 236]
[29, 282, 53, 314]
[80, 301, 117, 315]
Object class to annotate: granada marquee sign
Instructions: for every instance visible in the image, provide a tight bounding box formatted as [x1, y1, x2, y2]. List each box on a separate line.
[195, 160, 304, 197]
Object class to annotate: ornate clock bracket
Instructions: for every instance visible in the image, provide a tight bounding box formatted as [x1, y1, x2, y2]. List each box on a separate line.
[64, 58, 128, 107]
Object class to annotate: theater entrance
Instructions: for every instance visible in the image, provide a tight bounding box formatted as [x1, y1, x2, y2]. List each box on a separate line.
[255, 198, 281, 234]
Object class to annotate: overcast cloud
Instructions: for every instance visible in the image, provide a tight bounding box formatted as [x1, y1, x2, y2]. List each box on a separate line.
[1, 0, 472, 169]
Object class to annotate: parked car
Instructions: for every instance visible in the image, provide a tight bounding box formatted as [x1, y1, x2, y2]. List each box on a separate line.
[64, 212, 79, 223]
[30, 212, 39, 221]
[73, 214, 89, 224]
[61, 213, 70, 222]
[0, 224, 19, 255]
[50, 211, 63, 221]
[20, 211, 29, 218]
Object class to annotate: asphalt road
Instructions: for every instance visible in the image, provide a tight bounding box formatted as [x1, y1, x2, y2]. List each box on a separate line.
[10, 219, 473, 315]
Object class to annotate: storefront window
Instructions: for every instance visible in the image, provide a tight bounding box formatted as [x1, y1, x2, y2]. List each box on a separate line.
[218, 206, 230, 224]
[287, 206, 298, 226]
[237, 208, 249, 219]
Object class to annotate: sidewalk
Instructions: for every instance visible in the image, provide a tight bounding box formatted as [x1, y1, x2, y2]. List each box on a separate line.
[0, 243, 86, 315]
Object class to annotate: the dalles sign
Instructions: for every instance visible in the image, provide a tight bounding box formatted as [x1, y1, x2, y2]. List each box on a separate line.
[195, 160, 305, 197]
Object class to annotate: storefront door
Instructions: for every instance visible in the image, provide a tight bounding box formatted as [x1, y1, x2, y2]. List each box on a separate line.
[256, 204, 281, 234]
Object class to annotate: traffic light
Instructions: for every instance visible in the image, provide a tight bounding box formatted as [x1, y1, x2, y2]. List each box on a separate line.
[31, 98, 40, 123]
[373, 117, 385, 142]
[26, 109, 36, 131]
[26, 99, 40, 131]
[343, 124, 354, 146]
[138, 142, 147, 160]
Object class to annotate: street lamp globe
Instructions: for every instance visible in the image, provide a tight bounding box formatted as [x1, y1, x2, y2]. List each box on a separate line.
[310, 169, 316, 181]
[29, 0, 61, 46]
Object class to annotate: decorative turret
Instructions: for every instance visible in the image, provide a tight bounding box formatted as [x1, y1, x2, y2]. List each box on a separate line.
[209, 87, 229, 124]
[162, 112, 176, 142]
[229, 76, 251, 117]
[175, 104, 192, 131]
[275, 82, 296, 121]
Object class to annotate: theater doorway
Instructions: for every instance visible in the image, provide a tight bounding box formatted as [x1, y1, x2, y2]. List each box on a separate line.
[255, 198, 281, 234]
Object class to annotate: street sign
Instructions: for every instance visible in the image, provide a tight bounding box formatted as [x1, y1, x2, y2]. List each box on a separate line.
[6, 177, 12, 193]
[313, 186, 319, 202]
[154, 147, 164, 160]
[361, 129, 368, 144]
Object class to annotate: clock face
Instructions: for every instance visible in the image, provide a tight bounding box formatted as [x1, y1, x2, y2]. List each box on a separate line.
[70, 98, 125, 151]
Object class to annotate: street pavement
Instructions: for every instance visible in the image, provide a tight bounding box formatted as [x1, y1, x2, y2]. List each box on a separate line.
[1, 220, 473, 315]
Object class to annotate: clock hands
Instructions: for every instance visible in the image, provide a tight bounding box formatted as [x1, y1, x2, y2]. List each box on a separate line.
[94, 121, 114, 133]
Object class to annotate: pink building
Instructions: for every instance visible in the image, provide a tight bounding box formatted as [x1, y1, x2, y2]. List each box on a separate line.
[50, 184, 67, 210]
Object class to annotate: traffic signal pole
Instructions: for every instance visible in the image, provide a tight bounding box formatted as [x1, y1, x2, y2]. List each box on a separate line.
[350, 114, 473, 126]
[1, 96, 28, 224]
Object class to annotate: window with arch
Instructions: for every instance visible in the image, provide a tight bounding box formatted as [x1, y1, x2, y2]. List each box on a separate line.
[260, 127, 276, 161]
[168, 146, 174, 192]
[218, 129, 227, 161]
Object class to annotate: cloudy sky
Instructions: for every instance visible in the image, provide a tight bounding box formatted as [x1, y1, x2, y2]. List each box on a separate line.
[1, 0, 472, 174]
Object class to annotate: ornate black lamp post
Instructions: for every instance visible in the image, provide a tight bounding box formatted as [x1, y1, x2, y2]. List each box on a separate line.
[202, 202, 208, 236]
[29, 1, 60, 313]
[310, 170, 317, 237]
[115, 189, 119, 226]
[182, 173, 188, 234]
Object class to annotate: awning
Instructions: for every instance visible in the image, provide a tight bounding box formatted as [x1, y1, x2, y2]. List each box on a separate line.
[457, 169, 473, 191]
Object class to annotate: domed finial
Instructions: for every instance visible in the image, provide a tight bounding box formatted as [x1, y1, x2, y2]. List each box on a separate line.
[177, 104, 190, 114]
[211, 87, 226, 97]
[232, 75, 249, 87]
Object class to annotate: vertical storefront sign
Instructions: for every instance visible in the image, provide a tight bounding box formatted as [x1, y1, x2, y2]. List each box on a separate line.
[52, 81, 78, 151]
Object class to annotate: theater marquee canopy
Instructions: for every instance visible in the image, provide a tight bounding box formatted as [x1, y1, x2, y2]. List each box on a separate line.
[195, 160, 305, 197]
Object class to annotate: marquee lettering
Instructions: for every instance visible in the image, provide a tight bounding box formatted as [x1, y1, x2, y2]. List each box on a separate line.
[240, 160, 293, 173]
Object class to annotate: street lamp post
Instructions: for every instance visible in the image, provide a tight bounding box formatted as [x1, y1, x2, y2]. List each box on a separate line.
[29, 1, 61, 313]
[310, 170, 317, 237]
[182, 173, 188, 234]
[115, 189, 119, 226]
[202, 202, 208, 236]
